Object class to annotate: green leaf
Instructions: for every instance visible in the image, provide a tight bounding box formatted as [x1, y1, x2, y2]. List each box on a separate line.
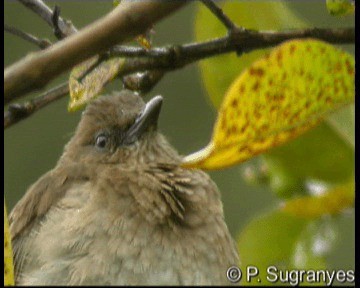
[264, 123, 354, 198]
[290, 219, 336, 286]
[326, 104, 354, 148]
[326, 0, 355, 16]
[282, 179, 354, 219]
[237, 210, 342, 286]
[237, 210, 309, 286]
[182, 39, 355, 170]
[194, 1, 308, 108]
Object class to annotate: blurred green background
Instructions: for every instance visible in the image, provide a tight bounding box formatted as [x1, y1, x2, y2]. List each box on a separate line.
[4, 0, 354, 285]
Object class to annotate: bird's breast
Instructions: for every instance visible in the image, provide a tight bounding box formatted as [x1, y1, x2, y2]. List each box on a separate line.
[15, 169, 238, 285]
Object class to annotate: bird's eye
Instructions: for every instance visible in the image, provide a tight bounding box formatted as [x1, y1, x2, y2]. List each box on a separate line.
[95, 134, 108, 149]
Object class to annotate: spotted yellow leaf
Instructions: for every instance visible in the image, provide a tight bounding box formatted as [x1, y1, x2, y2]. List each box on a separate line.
[326, 0, 355, 16]
[68, 56, 125, 112]
[182, 39, 354, 170]
[195, 1, 308, 108]
[281, 179, 354, 218]
[4, 201, 14, 286]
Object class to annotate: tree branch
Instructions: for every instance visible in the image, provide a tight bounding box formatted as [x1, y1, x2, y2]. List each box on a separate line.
[3, 69, 167, 130]
[4, 0, 354, 129]
[4, 24, 52, 49]
[111, 27, 354, 74]
[199, 0, 238, 32]
[4, 0, 187, 105]
[17, 0, 77, 38]
[123, 70, 165, 94]
[4, 26, 353, 130]
[4, 83, 69, 129]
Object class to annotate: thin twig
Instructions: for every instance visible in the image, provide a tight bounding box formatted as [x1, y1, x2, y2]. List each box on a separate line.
[52, 5, 66, 39]
[17, 0, 77, 38]
[4, 24, 52, 49]
[122, 70, 164, 94]
[200, 0, 238, 32]
[4, 83, 69, 129]
[16, 0, 157, 91]
[4, 0, 355, 120]
[199, 0, 245, 55]
[4, 26, 354, 129]
[4, 1, 187, 104]
[4, 24, 354, 106]
[110, 27, 355, 67]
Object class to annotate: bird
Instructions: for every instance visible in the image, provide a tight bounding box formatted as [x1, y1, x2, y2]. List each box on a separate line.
[9, 90, 239, 285]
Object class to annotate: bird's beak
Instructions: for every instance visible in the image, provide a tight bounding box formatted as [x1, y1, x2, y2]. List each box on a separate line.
[124, 95, 163, 144]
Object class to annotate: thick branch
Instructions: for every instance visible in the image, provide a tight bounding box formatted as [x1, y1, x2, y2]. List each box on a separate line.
[4, 26, 353, 130]
[4, 1, 187, 104]
[4, 1, 354, 129]
[4, 83, 69, 129]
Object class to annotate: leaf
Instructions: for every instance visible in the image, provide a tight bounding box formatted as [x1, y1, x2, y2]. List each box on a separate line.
[237, 210, 343, 285]
[281, 179, 354, 219]
[237, 210, 309, 285]
[326, 0, 355, 16]
[113, 0, 121, 7]
[182, 39, 354, 170]
[326, 104, 354, 148]
[263, 122, 354, 198]
[136, 35, 152, 50]
[4, 201, 15, 286]
[238, 211, 308, 265]
[194, 1, 308, 108]
[292, 240, 327, 272]
[68, 56, 125, 112]
[290, 219, 337, 286]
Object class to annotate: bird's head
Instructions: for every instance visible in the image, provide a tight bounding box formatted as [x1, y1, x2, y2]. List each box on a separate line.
[61, 90, 180, 167]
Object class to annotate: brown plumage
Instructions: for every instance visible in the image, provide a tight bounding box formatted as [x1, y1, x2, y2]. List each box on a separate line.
[9, 90, 239, 285]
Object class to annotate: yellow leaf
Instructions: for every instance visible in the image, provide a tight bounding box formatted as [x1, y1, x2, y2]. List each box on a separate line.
[68, 56, 125, 112]
[182, 39, 354, 170]
[326, 0, 355, 16]
[4, 201, 15, 286]
[281, 180, 354, 218]
[194, 1, 308, 108]
[136, 35, 152, 50]
[69, 0, 149, 111]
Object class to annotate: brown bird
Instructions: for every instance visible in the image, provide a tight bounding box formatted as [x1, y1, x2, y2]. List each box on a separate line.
[9, 90, 239, 285]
